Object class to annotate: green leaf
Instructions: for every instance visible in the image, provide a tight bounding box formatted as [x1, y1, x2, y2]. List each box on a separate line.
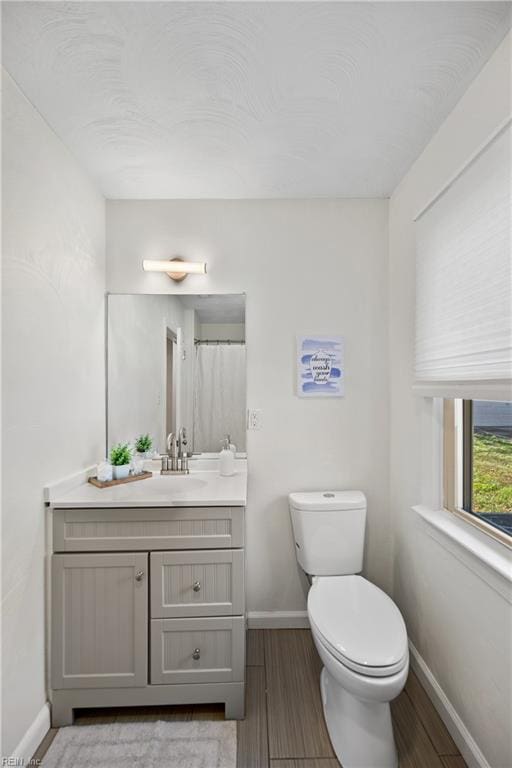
[135, 433, 153, 453]
[109, 442, 132, 466]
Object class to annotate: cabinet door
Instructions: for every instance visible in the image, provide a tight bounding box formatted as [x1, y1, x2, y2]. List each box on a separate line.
[52, 553, 148, 689]
[151, 550, 244, 618]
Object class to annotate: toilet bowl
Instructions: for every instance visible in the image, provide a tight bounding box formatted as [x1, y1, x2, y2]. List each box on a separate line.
[309, 575, 408, 768]
[289, 491, 409, 768]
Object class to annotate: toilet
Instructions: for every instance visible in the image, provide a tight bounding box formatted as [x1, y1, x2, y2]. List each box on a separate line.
[289, 490, 408, 768]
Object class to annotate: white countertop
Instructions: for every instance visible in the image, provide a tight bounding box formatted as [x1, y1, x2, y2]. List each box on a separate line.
[47, 465, 247, 509]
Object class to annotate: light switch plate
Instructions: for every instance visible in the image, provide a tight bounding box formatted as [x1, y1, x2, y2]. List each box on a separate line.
[247, 408, 262, 430]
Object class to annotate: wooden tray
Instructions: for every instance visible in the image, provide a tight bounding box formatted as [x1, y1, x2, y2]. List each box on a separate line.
[88, 471, 152, 489]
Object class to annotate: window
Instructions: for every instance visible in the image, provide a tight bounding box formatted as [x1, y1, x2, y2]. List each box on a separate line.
[415, 121, 511, 546]
[444, 399, 512, 543]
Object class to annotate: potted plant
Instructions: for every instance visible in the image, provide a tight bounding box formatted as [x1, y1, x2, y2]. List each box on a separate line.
[109, 443, 132, 480]
[135, 433, 153, 457]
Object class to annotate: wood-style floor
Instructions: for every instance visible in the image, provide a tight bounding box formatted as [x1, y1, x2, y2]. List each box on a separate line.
[33, 629, 467, 768]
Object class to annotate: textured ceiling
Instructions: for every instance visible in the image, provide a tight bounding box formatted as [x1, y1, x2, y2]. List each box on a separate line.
[2, 2, 511, 198]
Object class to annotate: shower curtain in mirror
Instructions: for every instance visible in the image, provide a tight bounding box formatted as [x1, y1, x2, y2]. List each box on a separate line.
[193, 343, 246, 453]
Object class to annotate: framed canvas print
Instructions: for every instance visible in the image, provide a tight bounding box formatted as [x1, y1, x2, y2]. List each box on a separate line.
[297, 335, 344, 397]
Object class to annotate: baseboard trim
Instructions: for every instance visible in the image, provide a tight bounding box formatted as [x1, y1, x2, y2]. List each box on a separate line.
[247, 611, 310, 629]
[11, 702, 51, 763]
[409, 641, 490, 768]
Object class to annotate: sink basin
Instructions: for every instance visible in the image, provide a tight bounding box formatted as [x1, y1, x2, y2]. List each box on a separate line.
[144, 475, 207, 494]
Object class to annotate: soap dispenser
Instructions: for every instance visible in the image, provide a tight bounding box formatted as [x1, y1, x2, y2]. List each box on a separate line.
[219, 437, 235, 476]
[226, 433, 237, 455]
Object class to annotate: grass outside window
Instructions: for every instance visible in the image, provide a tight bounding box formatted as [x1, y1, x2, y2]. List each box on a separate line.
[473, 432, 512, 513]
[443, 399, 512, 545]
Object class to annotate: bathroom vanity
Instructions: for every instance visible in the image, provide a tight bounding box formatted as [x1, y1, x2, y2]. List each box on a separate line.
[46, 464, 247, 726]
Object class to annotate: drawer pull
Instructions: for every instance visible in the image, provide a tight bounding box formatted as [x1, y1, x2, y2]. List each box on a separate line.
[135, 570, 145, 582]
[192, 648, 201, 661]
[192, 581, 201, 592]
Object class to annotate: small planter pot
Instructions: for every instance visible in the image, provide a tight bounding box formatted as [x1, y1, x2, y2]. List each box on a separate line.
[113, 464, 130, 481]
[132, 455, 145, 476]
[97, 461, 113, 483]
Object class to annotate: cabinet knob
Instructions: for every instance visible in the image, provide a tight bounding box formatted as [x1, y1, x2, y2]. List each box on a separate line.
[135, 570, 145, 582]
[192, 580, 201, 592]
[192, 648, 201, 661]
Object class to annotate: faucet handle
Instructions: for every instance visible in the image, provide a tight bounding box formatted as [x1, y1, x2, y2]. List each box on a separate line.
[178, 427, 188, 457]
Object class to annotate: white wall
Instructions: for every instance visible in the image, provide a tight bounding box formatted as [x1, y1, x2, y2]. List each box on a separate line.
[389, 33, 512, 768]
[106, 199, 391, 612]
[1, 71, 105, 755]
[107, 294, 187, 453]
[198, 323, 245, 341]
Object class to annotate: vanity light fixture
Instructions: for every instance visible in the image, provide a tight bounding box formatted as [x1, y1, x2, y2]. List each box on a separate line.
[142, 258, 207, 282]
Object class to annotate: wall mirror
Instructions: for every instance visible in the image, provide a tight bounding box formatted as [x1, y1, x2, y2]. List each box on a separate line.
[107, 294, 246, 457]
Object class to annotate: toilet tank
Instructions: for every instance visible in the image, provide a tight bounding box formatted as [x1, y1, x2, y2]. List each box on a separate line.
[289, 491, 367, 576]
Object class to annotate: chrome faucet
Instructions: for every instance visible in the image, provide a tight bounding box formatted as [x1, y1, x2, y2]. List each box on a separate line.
[167, 432, 178, 470]
[162, 429, 189, 473]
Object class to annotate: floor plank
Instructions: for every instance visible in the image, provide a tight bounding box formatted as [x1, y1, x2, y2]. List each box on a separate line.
[74, 704, 194, 723]
[405, 670, 459, 755]
[74, 708, 118, 725]
[247, 629, 265, 666]
[31, 728, 58, 762]
[265, 629, 335, 760]
[271, 761, 340, 767]
[392, 690, 445, 768]
[237, 666, 269, 768]
[441, 757, 468, 768]
[192, 703, 225, 720]
[150, 705, 193, 722]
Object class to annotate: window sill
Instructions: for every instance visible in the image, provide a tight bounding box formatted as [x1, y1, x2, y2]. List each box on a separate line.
[413, 505, 512, 599]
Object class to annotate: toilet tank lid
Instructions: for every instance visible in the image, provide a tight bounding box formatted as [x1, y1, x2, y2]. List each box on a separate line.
[288, 490, 366, 511]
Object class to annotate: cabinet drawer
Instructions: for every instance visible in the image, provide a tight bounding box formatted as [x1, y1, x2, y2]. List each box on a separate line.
[151, 550, 244, 618]
[53, 507, 244, 552]
[151, 616, 245, 685]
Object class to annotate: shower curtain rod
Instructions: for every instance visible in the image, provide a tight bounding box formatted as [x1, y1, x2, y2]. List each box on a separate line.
[194, 339, 246, 345]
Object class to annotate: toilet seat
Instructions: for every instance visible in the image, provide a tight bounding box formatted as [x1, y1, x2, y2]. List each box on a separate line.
[308, 575, 408, 678]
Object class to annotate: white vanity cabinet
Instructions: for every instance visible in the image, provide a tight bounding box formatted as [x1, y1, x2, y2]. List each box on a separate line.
[50, 505, 245, 726]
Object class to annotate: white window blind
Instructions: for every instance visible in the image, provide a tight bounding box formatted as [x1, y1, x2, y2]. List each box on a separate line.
[415, 123, 512, 399]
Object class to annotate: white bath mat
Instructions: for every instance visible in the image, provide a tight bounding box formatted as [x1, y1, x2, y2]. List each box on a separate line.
[41, 720, 237, 768]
